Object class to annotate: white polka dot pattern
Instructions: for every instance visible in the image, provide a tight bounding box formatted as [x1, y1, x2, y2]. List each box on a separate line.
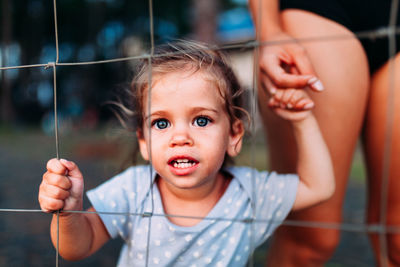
[86, 165, 299, 266]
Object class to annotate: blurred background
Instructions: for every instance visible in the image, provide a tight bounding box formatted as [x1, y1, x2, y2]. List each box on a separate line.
[0, 0, 373, 266]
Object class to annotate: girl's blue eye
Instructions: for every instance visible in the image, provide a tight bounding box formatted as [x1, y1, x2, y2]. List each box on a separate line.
[194, 116, 210, 127]
[154, 119, 170, 129]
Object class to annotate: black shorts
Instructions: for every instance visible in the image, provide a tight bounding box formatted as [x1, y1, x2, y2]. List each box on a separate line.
[280, 0, 400, 73]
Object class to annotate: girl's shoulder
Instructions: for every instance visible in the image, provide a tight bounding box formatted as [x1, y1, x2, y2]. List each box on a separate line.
[88, 165, 155, 201]
[110, 164, 155, 190]
[225, 166, 299, 200]
[116, 165, 155, 182]
[225, 166, 269, 182]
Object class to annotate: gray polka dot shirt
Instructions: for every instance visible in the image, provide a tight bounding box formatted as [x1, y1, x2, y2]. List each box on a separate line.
[87, 165, 298, 266]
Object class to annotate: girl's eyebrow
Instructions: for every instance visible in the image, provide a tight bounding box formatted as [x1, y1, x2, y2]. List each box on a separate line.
[144, 110, 168, 121]
[191, 106, 219, 114]
[144, 106, 220, 121]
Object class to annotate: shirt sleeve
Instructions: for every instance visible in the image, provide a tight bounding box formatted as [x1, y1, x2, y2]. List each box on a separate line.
[252, 171, 299, 247]
[86, 166, 150, 240]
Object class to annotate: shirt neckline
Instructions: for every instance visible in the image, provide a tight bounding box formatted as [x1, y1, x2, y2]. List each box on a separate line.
[151, 169, 239, 232]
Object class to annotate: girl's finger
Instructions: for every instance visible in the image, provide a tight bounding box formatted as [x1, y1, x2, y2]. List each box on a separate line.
[296, 99, 314, 110]
[281, 89, 296, 109]
[43, 172, 72, 190]
[272, 89, 285, 102]
[268, 97, 280, 108]
[42, 183, 70, 200]
[46, 158, 67, 175]
[279, 89, 313, 110]
[60, 159, 83, 180]
[39, 195, 64, 212]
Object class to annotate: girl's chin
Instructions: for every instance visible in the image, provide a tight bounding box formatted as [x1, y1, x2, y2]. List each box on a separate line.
[163, 180, 201, 191]
[159, 173, 204, 190]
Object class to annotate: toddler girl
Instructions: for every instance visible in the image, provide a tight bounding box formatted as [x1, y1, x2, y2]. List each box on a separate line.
[38, 41, 334, 266]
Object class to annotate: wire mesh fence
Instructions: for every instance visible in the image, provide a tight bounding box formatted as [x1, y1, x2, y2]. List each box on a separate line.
[0, 0, 399, 266]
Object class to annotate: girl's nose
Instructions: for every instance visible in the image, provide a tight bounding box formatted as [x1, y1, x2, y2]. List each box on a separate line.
[169, 126, 193, 147]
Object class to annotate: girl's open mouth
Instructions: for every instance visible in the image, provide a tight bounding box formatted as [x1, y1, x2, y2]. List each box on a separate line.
[168, 157, 199, 175]
[170, 158, 197, 169]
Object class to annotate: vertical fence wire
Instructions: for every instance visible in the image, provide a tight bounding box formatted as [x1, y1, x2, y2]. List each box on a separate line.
[51, 62, 60, 267]
[51, 0, 61, 266]
[247, 46, 259, 267]
[378, 0, 399, 266]
[144, 55, 153, 267]
[247, 0, 263, 266]
[53, 0, 60, 64]
[144, 1, 155, 266]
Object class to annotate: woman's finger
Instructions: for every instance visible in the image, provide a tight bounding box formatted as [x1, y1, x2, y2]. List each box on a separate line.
[260, 73, 277, 95]
[292, 47, 325, 92]
[260, 56, 313, 88]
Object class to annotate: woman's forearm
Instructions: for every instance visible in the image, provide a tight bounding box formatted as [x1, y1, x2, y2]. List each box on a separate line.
[249, 0, 282, 40]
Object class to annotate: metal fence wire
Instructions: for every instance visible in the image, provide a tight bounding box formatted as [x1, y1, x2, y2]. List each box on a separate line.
[0, 0, 399, 266]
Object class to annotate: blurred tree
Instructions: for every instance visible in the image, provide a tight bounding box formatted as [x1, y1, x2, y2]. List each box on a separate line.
[192, 0, 219, 43]
[1, 0, 15, 123]
[0, 0, 243, 126]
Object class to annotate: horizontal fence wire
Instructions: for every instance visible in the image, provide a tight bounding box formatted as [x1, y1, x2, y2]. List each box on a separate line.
[1, 208, 400, 234]
[2, 26, 400, 70]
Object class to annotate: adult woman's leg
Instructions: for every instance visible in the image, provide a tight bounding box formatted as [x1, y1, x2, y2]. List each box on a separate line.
[365, 53, 400, 266]
[259, 10, 370, 266]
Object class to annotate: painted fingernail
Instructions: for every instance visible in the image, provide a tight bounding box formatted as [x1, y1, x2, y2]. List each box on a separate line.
[308, 77, 324, 91]
[308, 77, 318, 84]
[313, 80, 324, 91]
[304, 102, 314, 109]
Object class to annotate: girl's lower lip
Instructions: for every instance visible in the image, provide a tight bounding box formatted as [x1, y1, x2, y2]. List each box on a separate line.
[168, 163, 198, 176]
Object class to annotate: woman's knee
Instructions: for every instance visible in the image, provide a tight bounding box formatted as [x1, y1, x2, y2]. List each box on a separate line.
[371, 233, 400, 265]
[279, 226, 341, 264]
[301, 228, 341, 261]
[268, 226, 341, 266]
[387, 233, 400, 264]
[367, 212, 400, 265]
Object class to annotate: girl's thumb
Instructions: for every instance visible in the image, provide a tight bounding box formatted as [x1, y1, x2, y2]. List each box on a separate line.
[60, 159, 83, 179]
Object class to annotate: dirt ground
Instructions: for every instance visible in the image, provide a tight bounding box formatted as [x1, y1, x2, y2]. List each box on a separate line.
[0, 127, 374, 266]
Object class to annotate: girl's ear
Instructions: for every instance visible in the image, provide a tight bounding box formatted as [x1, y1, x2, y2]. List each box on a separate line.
[137, 130, 149, 161]
[227, 119, 244, 157]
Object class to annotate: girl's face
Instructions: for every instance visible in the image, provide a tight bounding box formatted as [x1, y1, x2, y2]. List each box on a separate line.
[138, 70, 243, 194]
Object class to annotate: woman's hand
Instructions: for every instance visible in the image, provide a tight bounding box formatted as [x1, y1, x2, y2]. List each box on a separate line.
[259, 32, 324, 95]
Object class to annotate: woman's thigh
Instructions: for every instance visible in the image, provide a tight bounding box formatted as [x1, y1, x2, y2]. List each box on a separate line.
[259, 9, 370, 221]
[364, 53, 400, 263]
